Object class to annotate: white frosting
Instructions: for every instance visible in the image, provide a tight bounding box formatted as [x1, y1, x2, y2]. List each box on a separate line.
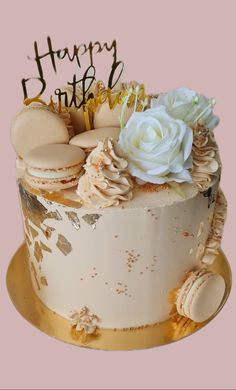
[118, 106, 193, 184]
[77, 139, 133, 208]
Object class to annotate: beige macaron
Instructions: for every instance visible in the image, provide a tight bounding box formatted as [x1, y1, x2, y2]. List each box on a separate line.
[11, 104, 70, 158]
[93, 101, 134, 129]
[69, 127, 120, 149]
[176, 269, 225, 322]
[24, 144, 86, 191]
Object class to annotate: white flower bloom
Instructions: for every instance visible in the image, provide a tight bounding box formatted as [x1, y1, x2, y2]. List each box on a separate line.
[151, 87, 219, 129]
[118, 106, 193, 184]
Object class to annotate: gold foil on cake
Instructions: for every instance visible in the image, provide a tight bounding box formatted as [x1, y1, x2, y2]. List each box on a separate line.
[20, 178, 83, 209]
[40, 276, 48, 286]
[40, 241, 52, 253]
[25, 234, 32, 247]
[42, 225, 56, 239]
[30, 262, 40, 290]
[47, 210, 62, 221]
[82, 214, 102, 229]
[65, 211, 81, 230]
[34, 242, 43, 263]
[56, 234, 72, 255]
[29, 224, 39, 239]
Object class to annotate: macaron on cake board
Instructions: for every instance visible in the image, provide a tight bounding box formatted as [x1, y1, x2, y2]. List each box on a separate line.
[8, 38, 231, 350]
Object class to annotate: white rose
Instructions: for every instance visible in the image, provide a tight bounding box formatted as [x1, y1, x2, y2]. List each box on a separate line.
[152, 87, 219, 129]
[118, 106, 193, 184]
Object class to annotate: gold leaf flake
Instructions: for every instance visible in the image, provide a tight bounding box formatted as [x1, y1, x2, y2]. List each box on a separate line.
[34, 241, 43, 263]
[42, 225, 56, 239]
[82, 214, 102, 229]
[40, 241, 52, 253]
[29, 225, 39, 239]
[56, 234, 72, 255]
[25, 234, 32, 247]
[65, 211, 81, 230]
[40, 276, 48, 286]
[30, 262, 40, 290]
[47, 210, 62, 221]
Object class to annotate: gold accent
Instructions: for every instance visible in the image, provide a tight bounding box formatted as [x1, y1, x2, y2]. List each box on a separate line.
[7, 243, 231, 350]
[82, 214, 102, 229]
[20, 179, 83, 209]
[30, 262, 40, 291]
[65, 211, 81, 230]
[56, 234, 72, 256]
[34, 242, 43, 263]
[40, 276, 48, 286]
[40, 241, 52, 253]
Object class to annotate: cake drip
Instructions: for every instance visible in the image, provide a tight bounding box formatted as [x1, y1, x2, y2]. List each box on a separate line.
[77, 138, 133, 208]
[191, 125, 219, 191]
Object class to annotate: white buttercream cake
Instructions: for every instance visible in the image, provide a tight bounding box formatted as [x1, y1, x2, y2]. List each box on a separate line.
[12, 82, 227, 336]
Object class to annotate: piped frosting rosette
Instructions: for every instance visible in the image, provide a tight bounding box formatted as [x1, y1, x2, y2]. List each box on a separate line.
[191, 126, 219, 191]
[77, 138, 133, 208]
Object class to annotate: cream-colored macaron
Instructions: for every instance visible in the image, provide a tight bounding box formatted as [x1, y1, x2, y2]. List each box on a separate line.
[176, 269, 225, 322]
[69, 127, 120, 149]
[24, 144, 86, 191]
[11, 104, 70, 158]
[93, 102, 134, 129]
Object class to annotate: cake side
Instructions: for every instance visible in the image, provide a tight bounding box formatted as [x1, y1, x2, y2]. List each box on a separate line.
[19, 176, 220, 329]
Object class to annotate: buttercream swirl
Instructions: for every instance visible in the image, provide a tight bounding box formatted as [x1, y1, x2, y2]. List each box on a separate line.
[191, 125, 219, 191]
[77, 138, 133, 208]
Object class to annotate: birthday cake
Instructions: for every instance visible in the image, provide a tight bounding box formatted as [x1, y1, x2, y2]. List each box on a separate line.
[11, 39, 227, 337]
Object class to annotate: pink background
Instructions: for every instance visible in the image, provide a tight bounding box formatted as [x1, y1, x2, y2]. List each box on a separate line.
[1, 0, 235, 388]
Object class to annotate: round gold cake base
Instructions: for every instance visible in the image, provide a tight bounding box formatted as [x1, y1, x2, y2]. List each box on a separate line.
[7, 243, 232, 350]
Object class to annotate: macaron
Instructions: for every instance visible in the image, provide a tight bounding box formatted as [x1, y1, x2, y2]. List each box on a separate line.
[11, 104, 70, 158]
[176, 269, 225, 322]
[24, 144, 86, 191]
[69, 127, 120, 149]
[93, 101, 134, 129]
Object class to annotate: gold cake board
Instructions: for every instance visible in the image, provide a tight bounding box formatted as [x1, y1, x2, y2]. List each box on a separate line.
[7, 243, 232, 350]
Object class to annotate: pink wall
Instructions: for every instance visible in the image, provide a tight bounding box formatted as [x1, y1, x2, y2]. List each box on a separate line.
[1, 0, 235, 388]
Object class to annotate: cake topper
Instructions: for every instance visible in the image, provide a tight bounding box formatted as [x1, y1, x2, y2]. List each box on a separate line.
[21, 36, 124, 108]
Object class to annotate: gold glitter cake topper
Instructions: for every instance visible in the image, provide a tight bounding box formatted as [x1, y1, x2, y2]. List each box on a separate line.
[21, 36, 124, 106]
